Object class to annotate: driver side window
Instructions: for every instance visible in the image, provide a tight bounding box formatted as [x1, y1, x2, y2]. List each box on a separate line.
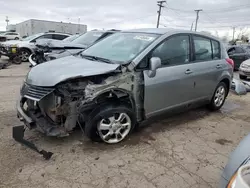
[151, 35, 190, 66]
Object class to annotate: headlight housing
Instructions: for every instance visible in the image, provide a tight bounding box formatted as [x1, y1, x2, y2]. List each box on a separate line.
[227, 157, 250, 188]
[241, 63, 248, 68]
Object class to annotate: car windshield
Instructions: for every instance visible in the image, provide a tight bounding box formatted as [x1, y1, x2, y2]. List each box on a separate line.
[81, 32, 159, 64]
[72, 31, 105, 46]
[63, 35, 80, 42]
[22, 33, 43, 41]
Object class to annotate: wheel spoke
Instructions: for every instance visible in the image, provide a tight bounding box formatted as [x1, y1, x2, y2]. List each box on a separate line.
[117, 113, 126, 122]
[220, 87, 224, 95]
[121, 122, 130, 128]
[116, 132, 123, 140]
[108, 116, 115, 124]
[103, 132, 111, 141]
[99, 122, 110, 130]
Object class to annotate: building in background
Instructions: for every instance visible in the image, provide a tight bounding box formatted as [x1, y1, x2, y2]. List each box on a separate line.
[8, 19, 87, 37]
[6, 24, 16, 32]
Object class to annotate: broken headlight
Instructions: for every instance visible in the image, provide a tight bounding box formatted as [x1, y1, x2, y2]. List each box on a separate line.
[227, 157, 250, 188]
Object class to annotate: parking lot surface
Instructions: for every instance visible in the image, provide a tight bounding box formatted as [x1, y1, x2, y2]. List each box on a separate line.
[1, 62, 250, 188]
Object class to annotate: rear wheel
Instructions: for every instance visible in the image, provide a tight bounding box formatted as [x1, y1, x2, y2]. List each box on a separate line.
[85, 104, 136, 144]
[239, 75, 247, 80]
[208, 82, 227, 111]
[14, 37, 19, 40]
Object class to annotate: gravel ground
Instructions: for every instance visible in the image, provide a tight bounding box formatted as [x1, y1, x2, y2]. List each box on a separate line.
[0, 61, 250, 188]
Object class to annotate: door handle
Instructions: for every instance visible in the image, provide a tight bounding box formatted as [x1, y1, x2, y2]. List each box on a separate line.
[216, 64, 222, 69]
[185, 69, 193, 74]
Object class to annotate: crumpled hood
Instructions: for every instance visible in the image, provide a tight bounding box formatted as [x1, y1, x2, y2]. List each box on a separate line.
[35, 39, 86, 49]
[26, 56, 120, 86]
[1, 40, 29, 46]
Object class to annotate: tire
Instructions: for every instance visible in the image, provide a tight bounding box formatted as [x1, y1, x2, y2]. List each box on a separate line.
[85, 104, 136, 144]
[12, 55, 22, 64]
[239, 75, 247, 80]
[19, 49, 31, 62]
[208, 82, 228, 111]
[14, 37, 19, 40]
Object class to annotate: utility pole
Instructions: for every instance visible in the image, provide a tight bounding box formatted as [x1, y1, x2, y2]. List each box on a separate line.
[156, 1, 166, 28]
[5, 16, 9, 26]
[194, 9, 202, 31]
[232, 26, 236, 41]
[190, 22, 194, 31]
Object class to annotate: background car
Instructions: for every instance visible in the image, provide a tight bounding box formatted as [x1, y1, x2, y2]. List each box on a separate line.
[220, 133, 250, 188]
[0, 32, 71, 62]
[0, 32, 20, 40]
[29, 29, 120, 66]
[239, 59, 250, 80]
[227, 45, 250, 70]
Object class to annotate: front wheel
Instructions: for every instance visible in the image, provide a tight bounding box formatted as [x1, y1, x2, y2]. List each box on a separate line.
[208, 82, 227, 111]
[19, 49, 31, 62]
[85, 105, 136, 144]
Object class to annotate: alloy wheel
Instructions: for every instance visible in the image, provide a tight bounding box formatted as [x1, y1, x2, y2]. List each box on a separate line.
[20, 51, 30, 61]
[97, 113, 132, 144]
[214, 85, 225, 107]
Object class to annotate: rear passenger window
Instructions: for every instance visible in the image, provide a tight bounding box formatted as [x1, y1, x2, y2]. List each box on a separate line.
[235, 47, 245, 53]
[212, 40, 220, 59]
[151, 35, 190, 66]
[193, 36, 212, 61]
[53, 34, 68, 40]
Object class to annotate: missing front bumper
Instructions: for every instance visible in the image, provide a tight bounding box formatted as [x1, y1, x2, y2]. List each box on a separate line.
[12, 125, 53, 160]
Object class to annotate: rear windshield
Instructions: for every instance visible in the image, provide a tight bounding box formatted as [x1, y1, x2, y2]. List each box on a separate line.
[72, 31, 105, 46]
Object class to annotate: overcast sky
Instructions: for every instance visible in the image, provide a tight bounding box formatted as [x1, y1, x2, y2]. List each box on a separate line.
[0, 0, 250, 38]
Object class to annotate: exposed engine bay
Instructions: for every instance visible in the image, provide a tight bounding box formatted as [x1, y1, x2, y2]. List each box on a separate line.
[19, 68, 144, 137]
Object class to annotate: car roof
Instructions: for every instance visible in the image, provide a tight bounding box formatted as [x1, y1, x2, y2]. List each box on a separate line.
[90, 29, 120, 33]
[121, 28, 219, 39]
[43, 32, 71, 36]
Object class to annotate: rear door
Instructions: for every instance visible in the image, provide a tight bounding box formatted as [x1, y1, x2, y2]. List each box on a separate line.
[190, 35, 224, 99]
[143, 34, 196, 117]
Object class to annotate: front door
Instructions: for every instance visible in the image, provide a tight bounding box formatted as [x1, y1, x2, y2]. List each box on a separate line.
[143, 34, 196, 117]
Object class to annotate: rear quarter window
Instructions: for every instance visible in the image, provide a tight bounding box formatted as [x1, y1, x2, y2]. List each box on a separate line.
[193, 36, 212, 61]
[211, 40, 221, 59]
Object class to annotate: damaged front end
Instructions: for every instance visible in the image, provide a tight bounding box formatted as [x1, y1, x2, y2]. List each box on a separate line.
[15, 68, 144, 156]
[30, 39, 86, 66]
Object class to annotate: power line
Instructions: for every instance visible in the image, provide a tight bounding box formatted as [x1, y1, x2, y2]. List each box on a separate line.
[111, 14, 156, 25]
[166, 3, 250, 14]
[206, 3, 250, 13]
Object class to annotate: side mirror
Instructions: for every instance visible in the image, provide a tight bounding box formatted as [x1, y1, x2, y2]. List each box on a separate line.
[147, 57, 161, 78]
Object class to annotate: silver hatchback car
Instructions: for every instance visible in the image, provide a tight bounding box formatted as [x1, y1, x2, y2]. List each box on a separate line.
[17, 28, 233, 144]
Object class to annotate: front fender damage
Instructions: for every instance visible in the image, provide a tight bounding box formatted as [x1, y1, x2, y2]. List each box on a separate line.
[14, 67, 144, 159]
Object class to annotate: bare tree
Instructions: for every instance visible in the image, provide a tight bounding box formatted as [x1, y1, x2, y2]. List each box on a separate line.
[236, 27, 249, 40]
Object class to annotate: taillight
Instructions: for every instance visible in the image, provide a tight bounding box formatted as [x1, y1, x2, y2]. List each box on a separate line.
[226, 58, 234, 68]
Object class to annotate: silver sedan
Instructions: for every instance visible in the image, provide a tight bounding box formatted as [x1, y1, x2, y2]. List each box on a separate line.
[239, 59, 250, 79]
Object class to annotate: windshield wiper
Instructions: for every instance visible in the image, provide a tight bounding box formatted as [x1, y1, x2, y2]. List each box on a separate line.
[80, 54, 97, 61]
[94, 56, 113, 64]
[80, 54, 113, 64]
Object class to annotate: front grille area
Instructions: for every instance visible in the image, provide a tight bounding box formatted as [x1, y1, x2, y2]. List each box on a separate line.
[243, 71, 250, 76]
[22, 83, 54, 101]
